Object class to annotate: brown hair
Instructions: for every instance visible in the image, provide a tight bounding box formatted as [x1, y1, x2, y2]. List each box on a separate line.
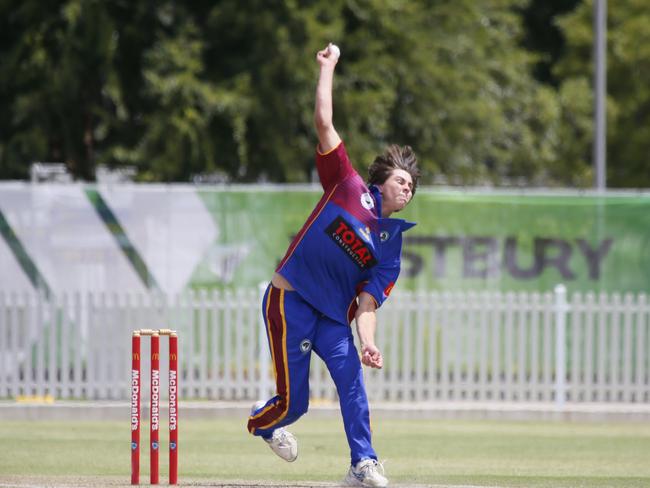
[368, 145, 420, 196]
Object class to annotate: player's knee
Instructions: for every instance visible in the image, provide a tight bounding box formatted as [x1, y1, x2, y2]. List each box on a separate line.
[329, 356, 362, 387]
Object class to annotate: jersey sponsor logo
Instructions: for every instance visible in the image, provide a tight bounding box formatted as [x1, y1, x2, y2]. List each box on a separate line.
[326, 216, 378, 270]
[360, 192, 374, 210]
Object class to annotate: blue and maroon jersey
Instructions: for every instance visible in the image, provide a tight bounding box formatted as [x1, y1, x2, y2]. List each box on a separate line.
[276, 142, 415, 326]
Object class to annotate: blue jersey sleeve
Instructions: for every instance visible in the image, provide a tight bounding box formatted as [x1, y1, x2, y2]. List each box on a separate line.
[362, 231, 403, 308]
[362, 261, 400, 308]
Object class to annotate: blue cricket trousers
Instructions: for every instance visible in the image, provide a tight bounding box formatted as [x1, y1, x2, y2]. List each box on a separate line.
[247, 283, 377, 465]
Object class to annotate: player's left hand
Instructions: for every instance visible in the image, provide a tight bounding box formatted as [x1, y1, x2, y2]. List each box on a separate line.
[361, 344, 383, 369]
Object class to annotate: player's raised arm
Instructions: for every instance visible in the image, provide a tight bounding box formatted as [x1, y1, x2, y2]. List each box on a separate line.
[314, 44, 342, 154]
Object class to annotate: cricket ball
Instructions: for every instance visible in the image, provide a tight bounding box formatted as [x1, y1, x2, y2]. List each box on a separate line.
[328, 43, 341, 60]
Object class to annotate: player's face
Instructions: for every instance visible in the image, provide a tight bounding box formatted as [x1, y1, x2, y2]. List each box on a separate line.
[379, 169, 413, 217]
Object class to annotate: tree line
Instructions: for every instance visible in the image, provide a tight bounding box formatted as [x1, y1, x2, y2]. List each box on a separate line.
[1, 0, 648, 187]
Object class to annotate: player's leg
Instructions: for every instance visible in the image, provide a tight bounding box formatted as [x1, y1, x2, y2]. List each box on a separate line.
[247, 284, 317, 460]
[312, 318, 376, 464]
[313, 319, 387, 486]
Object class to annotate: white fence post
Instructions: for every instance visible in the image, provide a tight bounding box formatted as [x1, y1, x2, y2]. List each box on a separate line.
[3, 287, 650, 405]
[554, 284, 568, 407]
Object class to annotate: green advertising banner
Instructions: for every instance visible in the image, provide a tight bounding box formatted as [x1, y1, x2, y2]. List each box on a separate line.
[193, 188, 650, 294]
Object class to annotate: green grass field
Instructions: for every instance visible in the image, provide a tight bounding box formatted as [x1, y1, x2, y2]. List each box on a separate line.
[1, 416, 649, 487]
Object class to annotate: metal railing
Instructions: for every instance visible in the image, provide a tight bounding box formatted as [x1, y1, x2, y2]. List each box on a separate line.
[1, 286, 648, 406]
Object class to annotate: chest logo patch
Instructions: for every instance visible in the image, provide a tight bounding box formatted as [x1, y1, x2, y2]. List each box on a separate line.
[360, 192, 374, 210]
[325, 216, 378, 270]
[380, 231, 390, 242]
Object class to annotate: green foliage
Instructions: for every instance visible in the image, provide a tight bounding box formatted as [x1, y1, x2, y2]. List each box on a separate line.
[0, 0, 118, 180]
[201, 0, 344, 182]
[0, 0, 646, 187]
[519, 0, 582, 85]
[106, 10, 248, 182]
[332, 0, 580, 186]
[555, 0, 650, 187]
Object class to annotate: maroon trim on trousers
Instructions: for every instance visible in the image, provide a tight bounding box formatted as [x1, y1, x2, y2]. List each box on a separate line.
[248, 286, 290, 433]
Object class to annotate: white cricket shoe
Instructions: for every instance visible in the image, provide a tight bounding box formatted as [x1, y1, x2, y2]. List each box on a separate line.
[344, 459, 388, 487]
[264, 427, 298, 462]
[250, 401, 298, 462]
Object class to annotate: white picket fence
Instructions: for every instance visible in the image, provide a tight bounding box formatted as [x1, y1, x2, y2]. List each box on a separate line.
[0, 286, 648, 406]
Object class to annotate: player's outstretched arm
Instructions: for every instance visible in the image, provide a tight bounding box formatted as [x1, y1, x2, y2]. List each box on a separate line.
[314, 44, 342, 154]
[355, 292, 383, 369]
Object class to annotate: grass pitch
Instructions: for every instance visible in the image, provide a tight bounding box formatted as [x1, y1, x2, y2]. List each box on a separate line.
[1, 416, 649, 487]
